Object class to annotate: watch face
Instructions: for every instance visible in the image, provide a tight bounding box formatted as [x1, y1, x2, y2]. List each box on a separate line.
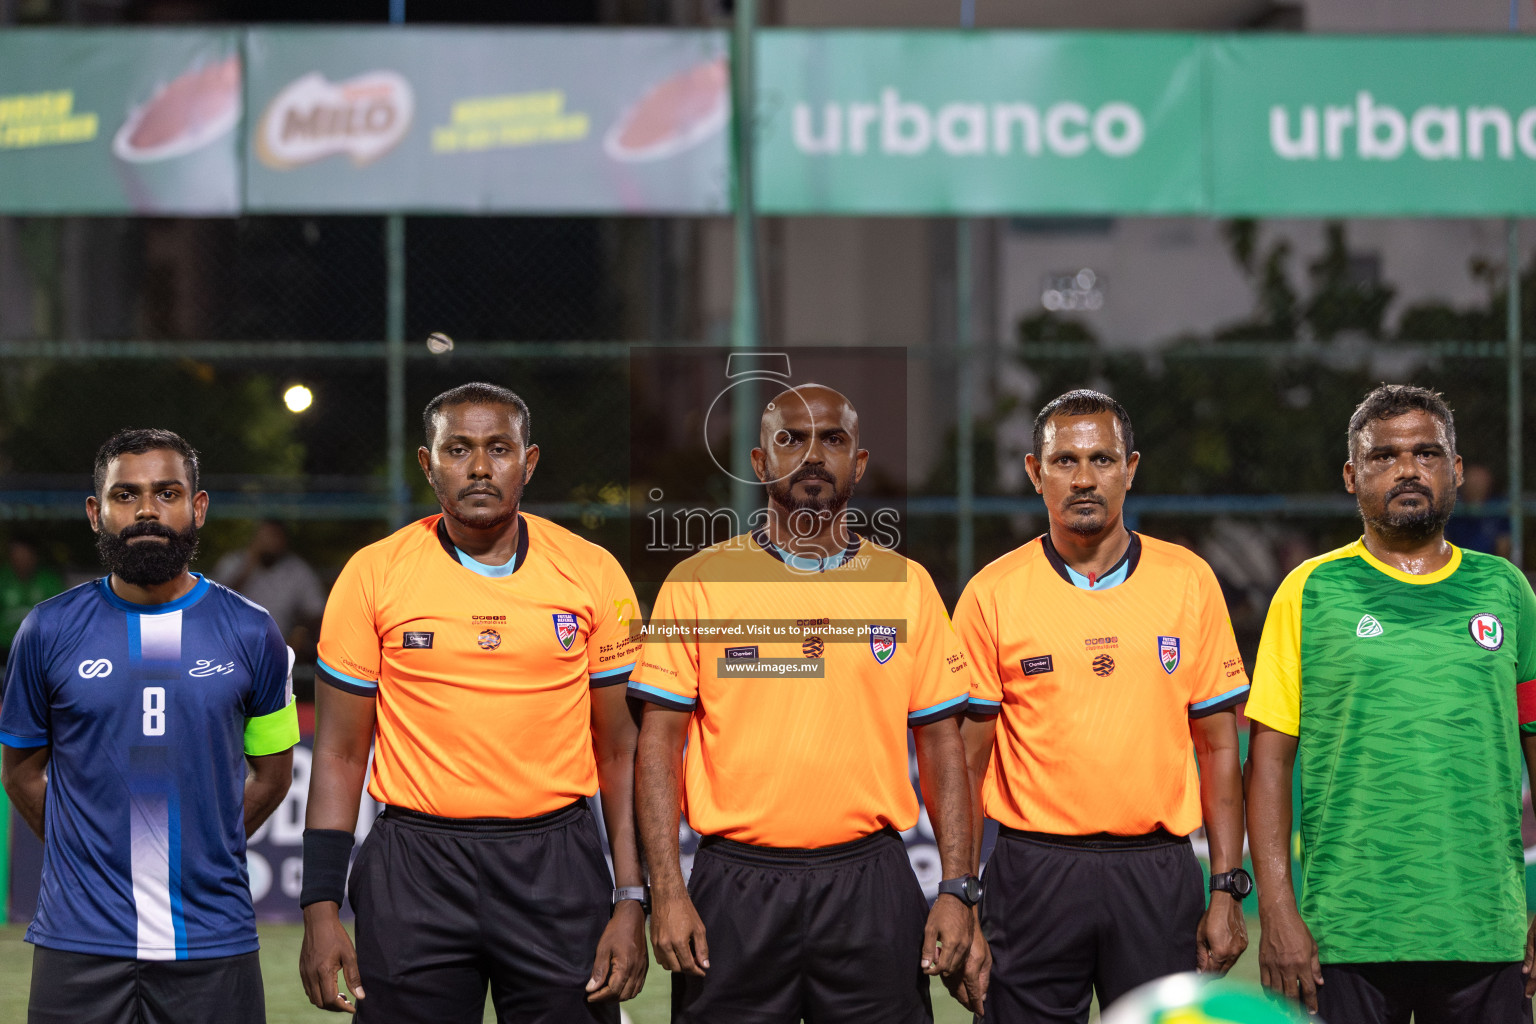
[964, 877, 984, 903]
[1232, 870, 1253, 897]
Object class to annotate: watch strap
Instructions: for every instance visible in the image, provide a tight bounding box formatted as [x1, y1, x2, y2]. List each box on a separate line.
[613, 886, 649, 910]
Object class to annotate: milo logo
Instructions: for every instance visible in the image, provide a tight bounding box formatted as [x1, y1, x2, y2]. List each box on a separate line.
[256, 70, 414, 169]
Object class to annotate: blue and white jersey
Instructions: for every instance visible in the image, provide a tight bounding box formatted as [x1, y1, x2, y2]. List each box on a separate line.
[0, 575, 295, 960]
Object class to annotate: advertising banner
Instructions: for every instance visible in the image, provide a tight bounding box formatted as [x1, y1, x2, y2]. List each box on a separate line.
[0, 29, 243, 215]
[1209, 36, 1536, 216]
[243, 28, 730, 213]
[754, 31, 1206, 215]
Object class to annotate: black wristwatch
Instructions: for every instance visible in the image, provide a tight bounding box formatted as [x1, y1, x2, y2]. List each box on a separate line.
[1209, 868, 1253, 902]
[612, 886, 650, 914]
[937, 875, 984, 907]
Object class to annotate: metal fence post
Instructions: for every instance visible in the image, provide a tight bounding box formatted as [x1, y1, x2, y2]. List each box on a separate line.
[730, 0, 759, 524]
[955, 0, 977, 585]
[1509, 0, 1523, 568]
[386, 215, 407, 529]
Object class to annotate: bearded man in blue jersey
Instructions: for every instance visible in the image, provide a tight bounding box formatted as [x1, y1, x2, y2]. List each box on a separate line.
[0, 428, 298, 1024]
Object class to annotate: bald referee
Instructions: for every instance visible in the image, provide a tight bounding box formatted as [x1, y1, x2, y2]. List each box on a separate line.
[632, 384, 976, 1024]
[299, 383, 648, 1022]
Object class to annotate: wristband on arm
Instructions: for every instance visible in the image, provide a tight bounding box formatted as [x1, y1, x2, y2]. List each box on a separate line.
[300, 828, 356, 908]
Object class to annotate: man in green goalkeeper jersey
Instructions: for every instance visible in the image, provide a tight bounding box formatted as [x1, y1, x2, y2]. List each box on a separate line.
[1247, 384, 1536, 1024]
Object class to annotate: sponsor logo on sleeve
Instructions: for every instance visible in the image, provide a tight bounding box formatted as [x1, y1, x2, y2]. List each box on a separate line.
[553, 613, 579, 651]
[724, 646, 758, 659]
[869, 624, 898, 665]
[1020, 655, 1053, 676]
[1158, 635, 1181, 674]
[1470, 613, 1504, 651]
[402, 631, 434, 649]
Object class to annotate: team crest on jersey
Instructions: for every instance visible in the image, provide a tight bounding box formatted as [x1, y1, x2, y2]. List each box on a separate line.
[869, 625, 897, 665]
[803, 635, 824, 658]
[1356, 614, 1384, 638]
[1470, 613, 1504, 651]
[553, 613, 579, 651]
[1158, 636, 1180, 674]
[477, 628, 501, 650]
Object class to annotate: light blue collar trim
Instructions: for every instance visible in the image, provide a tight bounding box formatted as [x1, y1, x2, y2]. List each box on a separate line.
[455, 546, 518, 578]
[1063, 560, 1130, 591]
[780, 546, 854, 573]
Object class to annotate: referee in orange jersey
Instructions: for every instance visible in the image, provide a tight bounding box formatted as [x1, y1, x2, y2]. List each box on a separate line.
[951, 390, 1250, 1022]
[633, 384, 977, 1024]
[298, 384, 648, 1022]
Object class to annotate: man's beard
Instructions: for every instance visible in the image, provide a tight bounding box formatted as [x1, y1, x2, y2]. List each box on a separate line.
[97, 520, 200, 587]
[1362, 483, 1455, 542]
[434, 473, 523, 531]
[1061, 494, 1109, 536]
[767, 466, 853, 515]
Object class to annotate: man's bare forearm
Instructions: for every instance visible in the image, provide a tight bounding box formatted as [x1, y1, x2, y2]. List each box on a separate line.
[1193, 710, 1244, 874]
[1246, 722, 1300, 911]
[635, 705, 689, 896]
[914, 717, 972, 879]
[244, 750, 294, 838]
[1, 745, 49, 840]
[306, 686, 376, 832]
[958, 714, 996, 873]
[593, 686, 645, 889]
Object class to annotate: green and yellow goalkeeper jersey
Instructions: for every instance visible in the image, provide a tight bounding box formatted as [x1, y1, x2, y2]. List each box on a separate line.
[1246, 539, 1536, 964]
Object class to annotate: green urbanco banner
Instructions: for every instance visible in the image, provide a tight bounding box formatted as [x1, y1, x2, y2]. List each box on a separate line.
[243, 28, 730, 213]
[0, 29, 242, 214]
[754, 31, 1205, 215]
[1210, 36, 1536, 216]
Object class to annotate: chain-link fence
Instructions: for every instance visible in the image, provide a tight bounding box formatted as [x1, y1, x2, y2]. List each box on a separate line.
[2, 214, 1531, 679]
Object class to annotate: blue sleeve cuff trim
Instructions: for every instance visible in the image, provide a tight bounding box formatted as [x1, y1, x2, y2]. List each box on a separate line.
[626, 681, 697, 711]
[317, 659, 379, 698]
[966, 697, 1002, 716]
[1189, 683, 1250, 718]
[908, 692, 970, 726]
[0, 731, 49, 748]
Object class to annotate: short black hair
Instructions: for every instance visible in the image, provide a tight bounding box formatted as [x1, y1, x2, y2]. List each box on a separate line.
[422, 383, 531, 447]
[93, 428, 200, 496]
[1032, 389, 1135, 458]
[1348, 384, 1456, 458]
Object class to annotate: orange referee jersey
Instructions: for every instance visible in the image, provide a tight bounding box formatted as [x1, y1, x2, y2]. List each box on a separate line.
[317, 513, 642, 819]
[954, 533, 1248, 837]
[629, 532, 970, 849]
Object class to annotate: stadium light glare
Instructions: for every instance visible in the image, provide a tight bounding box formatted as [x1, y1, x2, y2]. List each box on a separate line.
[283, 384, 314, 413]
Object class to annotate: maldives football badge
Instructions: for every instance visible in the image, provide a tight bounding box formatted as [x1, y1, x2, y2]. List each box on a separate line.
[869, 625, 897, 665]
[1470, 613, 1504, 651]
[553, 612, 579, 651]
[1158, 635, 1180, 674]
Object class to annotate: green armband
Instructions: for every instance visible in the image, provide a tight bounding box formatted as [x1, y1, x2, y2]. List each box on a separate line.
[244, 698, 300, 756]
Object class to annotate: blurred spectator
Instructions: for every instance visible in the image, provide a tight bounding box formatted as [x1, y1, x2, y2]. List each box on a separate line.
[1445, 463, 1511, 557]
[212, 520, 325, 698]
[0, 540, 65, 665]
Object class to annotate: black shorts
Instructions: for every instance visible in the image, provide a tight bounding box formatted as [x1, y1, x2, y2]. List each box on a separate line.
[979, 827, 1205, 1023]
[1317, 960, 1534, 1024]
[27, 945, 264, 1024]
[673, 827, 932, 1024]
[349, 800, 619, 1024]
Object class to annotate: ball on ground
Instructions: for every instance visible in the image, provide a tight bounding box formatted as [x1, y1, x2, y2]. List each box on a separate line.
[426, 332, 454, 354]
